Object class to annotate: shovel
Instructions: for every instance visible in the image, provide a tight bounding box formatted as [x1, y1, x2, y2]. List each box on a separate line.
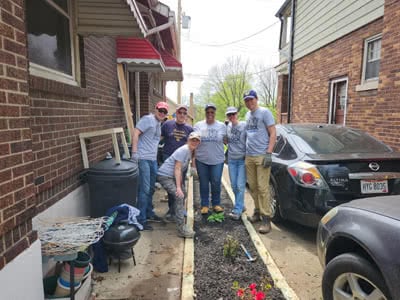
[240, 244, 257, 262]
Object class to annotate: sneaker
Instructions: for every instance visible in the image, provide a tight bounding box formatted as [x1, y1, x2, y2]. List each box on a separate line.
[258, 216, 272, 234]
[147, 214, 163, 223]
[164, 213, 177, 223]
[213, 205, 224, 213]
[228, 212, 241, 221]
[247, 210, 261, 223]
[200, 206, 209, 215]
[141, 224, 153, 231]
[177, 225, 195, 238]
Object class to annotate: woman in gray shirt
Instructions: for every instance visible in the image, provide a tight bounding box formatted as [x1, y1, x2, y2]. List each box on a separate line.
[157, 132, 201, 238]
[194, 103, 227, 215]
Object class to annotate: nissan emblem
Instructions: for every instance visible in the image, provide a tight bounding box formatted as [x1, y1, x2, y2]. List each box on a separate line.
[369, 162, 380, 171]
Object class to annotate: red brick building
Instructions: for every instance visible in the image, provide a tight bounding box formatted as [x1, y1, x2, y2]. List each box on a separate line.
[0, 0, 182, 298]
[275, 0, 400, 151]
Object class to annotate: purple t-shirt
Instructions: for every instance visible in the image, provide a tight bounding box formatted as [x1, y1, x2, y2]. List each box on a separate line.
[161, 120, 193, 156]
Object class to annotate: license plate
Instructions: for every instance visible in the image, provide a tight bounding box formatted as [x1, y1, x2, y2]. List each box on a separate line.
[360, 180, 388, 194]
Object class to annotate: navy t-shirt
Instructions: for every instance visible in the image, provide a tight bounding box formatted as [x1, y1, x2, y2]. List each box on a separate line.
[161, 120, 193, 156]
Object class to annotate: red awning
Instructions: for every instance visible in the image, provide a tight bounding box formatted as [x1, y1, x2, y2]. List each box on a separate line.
[116, 38, 165, 72]
[159, 50, 183, 81]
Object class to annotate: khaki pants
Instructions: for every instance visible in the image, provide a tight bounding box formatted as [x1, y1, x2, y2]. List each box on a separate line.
[245, 155, 272, 217]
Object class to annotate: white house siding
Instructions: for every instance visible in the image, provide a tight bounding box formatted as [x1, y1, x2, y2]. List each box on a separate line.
[294, 0, 384, 60]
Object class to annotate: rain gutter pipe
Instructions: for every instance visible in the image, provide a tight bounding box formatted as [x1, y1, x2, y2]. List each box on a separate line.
[287, 0, 296, 123]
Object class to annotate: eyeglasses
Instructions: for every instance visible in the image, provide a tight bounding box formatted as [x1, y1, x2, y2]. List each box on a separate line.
[227, 113, 236, 117]
[177, 111, 187, 115]
[158, 109, 168, 114]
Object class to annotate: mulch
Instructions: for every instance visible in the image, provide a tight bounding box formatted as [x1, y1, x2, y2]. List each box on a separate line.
[192, 180, 286, 300]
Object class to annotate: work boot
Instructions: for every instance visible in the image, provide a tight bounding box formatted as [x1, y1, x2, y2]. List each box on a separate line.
[258, 216, 272, 234]
[177, 224, 195, 238]
[200, 206, 209, 215]
[247, 210, 261, 223]
[213, 205, 224, 213]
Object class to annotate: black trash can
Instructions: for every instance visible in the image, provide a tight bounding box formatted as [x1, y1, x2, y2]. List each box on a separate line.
[86, 158, 138, 217]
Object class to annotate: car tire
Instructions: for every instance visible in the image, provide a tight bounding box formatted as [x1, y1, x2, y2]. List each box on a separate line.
[270, 183, 282, 223]
[322, 253, 391, 300]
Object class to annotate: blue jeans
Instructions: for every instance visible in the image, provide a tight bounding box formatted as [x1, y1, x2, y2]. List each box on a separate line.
[195, 160, 224, 207]
[228, 159, 246, 214]
[137, 159, 158, 224]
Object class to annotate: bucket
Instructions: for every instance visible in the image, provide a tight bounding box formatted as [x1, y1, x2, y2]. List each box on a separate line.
[67, 251, 91, 268]
[54, 277, 81, 297]
[60, 265, 84, 284]
[82, 263, 93, 280]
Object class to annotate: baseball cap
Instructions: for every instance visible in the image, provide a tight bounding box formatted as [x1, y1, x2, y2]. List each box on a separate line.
[188, 132, 201, 141]
[225, 106, 238, 115]
[243, 90, 257, 101]
[155, 101, 169, 111]
[176, 104, 188, 111]
[204, 103, 217, 110]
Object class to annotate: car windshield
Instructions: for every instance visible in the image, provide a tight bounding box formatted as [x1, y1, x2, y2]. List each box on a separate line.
[290, 126, 392, 154]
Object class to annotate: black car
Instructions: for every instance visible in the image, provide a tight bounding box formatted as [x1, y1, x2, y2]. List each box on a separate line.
[270, 124, 400, 227]
[317, 195, 400, 300]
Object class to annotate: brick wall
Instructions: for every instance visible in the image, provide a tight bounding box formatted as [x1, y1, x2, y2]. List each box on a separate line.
[30, 36, 126, 213]
[287, 14, 400, 150]
[375, 0, 400, 150]
[0, 0, 37, 270]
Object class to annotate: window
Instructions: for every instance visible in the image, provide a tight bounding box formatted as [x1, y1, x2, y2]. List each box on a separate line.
[356, 34, 381, 91]
[279, 7, 292, 49]
[26, 0, 77, 85]
[364, 35, 381, 81]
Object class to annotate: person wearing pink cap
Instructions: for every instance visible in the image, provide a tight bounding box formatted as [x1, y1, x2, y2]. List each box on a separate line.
[131, 101, 169, 231]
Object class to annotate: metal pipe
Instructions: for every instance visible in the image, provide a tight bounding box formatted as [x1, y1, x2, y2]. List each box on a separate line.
[287, 0, 296, 123]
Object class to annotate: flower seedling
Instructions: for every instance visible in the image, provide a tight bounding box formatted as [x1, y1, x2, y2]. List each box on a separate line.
[232, 278, 272, 300]
[223, 235, 239, 262]
[207, 212, 225, 223]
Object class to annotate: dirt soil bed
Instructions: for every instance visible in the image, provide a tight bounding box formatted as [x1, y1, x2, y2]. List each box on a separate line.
[193, 182, 286, 300]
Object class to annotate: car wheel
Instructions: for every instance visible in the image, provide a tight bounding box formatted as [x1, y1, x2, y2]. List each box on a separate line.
[270, 183, 282, 223]
[322, 253, 391, 300]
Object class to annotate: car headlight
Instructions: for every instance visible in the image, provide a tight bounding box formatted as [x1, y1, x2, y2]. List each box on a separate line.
[320, 207, 338, 225]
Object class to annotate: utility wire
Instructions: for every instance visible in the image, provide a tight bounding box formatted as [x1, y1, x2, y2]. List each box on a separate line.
[187, 21, 280, 47]
[184, 67, 275, 79]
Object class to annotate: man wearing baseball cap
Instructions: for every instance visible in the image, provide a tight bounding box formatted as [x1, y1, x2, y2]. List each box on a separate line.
[131, 101, 169, 231]
[160, 104, 193, 221]
[243, 89, 276, 234]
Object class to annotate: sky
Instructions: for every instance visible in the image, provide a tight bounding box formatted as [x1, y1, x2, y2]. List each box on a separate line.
[161, 0, 285, 104]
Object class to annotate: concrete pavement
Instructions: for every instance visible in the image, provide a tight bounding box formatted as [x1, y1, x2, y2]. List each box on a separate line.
[91, 169, 299, 300]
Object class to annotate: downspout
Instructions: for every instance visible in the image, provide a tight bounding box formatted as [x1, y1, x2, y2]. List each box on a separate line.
[287, 0, 296, 123]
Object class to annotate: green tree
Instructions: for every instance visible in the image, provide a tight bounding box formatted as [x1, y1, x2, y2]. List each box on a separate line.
[197, 56, 253, 122]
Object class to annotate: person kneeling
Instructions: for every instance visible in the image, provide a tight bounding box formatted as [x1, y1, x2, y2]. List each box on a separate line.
[156, 132, 201, 238]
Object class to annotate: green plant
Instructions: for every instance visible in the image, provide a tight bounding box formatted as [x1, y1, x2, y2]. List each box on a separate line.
[223, 235, 239, 262]
[232, 278, 272, 300]
[207, 212, 225, 223]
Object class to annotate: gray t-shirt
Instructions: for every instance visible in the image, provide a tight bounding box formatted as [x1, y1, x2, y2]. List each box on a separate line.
[227, 121, 246, 160]
[136, 114, 161, 160]
[194, 120, 227, 165]
[245, 107, 275, 156]
[158, 144, 191, 177]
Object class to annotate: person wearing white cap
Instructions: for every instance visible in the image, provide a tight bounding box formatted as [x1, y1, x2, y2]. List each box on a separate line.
[131, 101, 169, 231]
[157, 132, 201, 238]
[194, 103, 227, 215]
[225, 107, 247, 220]
[243, 90, 277, 234]
[160, 104, 194, 221]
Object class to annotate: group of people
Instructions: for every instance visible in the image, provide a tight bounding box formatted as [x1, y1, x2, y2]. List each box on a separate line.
[131, 89, 276, 239]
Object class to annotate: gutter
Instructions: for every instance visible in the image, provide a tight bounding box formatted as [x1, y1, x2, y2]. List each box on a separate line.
[287, 0, 296, 123]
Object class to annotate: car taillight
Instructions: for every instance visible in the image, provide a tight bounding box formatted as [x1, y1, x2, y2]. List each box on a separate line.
[287, 161, 328, 189]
